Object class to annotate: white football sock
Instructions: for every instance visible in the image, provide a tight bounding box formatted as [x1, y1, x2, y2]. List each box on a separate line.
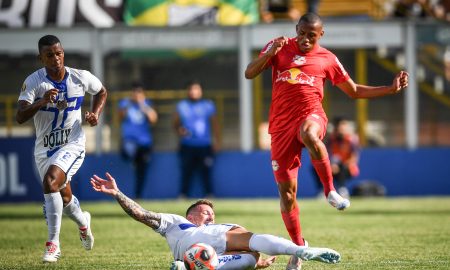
[249, 234, 303, 256]
[63, 195, 87, 228]
[217, 253, 257, 270]
[43, 192, 63, 244]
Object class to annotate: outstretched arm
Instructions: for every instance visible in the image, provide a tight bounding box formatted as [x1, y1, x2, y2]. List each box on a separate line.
[245, 37, 289, 79]
[337, 71, 409, 99]
[90, 173, 161, 229]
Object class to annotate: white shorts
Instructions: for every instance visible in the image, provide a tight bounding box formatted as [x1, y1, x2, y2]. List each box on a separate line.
[179, 223, 240, 259]
[35, 143, 85, 186]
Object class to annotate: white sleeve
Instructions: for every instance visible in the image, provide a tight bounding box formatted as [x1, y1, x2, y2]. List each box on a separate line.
[154, 213, 177, 236]
[18, 76, 37, 104]
[82, 70, 103, 95]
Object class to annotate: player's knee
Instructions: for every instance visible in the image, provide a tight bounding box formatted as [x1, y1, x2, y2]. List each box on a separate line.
[280, 191, 296, 207]
[43, 173, 60, 192]
[301, 129, 320, 146]
[43, 181, 59, 193]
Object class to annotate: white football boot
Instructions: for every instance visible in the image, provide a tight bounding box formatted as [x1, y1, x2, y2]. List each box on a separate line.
[295, 247, 341, 264]
[286, 240, 308, 270]
[79, 211, 94, 250]
[327, 190, 350, 210]
[42, 241, 61, 263]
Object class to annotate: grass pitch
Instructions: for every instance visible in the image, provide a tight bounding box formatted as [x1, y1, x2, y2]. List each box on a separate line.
[0, 197, 449, 270]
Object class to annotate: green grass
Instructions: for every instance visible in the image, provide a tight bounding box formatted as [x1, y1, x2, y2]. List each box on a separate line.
[1, 197, 449, 269]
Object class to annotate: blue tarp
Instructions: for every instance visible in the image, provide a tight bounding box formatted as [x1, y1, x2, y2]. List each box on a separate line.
[1, 137, 449, 202]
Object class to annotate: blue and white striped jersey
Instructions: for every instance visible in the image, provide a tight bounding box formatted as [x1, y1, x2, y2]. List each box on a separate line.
[18, 67, 102, 158]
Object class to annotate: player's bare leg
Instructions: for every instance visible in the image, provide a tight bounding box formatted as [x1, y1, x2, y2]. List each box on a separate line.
[225, 227, 253, 251]
[301, 120, 350, 210]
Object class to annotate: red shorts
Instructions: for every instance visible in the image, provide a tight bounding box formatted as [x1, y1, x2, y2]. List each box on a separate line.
[270, 113, 327, 182]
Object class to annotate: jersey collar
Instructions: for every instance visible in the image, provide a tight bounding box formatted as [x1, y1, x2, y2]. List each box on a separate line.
[44, 67, 69, 83]
[45, 68, 69, 93]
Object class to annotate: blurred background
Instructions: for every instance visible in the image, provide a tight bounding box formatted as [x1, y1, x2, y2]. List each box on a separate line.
[0, 0, 449, 202]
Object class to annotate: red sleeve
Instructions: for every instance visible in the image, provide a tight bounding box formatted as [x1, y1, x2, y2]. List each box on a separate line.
[325, 54, 350, 85]
[258, 40, 275, 67]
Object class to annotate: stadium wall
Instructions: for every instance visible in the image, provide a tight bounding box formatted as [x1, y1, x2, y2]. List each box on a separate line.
[0, 137, 449, 202]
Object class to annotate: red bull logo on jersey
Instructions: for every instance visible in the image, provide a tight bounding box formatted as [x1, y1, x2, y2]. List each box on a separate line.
[293, 55, 306, 65]
[275, 68, 315, 86]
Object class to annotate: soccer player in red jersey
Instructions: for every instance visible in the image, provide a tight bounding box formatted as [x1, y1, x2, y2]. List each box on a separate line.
[245, 13, 408, 269]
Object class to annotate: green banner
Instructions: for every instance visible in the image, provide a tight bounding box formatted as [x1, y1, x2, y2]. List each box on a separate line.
[124, 0, 259, 26]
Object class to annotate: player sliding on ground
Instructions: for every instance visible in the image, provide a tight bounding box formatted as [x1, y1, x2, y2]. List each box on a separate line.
[90, 172, 341, 269]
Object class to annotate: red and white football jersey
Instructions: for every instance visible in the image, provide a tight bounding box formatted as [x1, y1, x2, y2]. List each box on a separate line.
[260, 37, 350, 133]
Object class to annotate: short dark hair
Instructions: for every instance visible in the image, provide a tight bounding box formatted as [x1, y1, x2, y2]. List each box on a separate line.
[185, 79, 202, 89]
[298, 12, 322, 26]
[186, 199, 214, 216]
[38, 35, 61, 53]
[131, 81, 144, 90]
[333, 116, 348, 127]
